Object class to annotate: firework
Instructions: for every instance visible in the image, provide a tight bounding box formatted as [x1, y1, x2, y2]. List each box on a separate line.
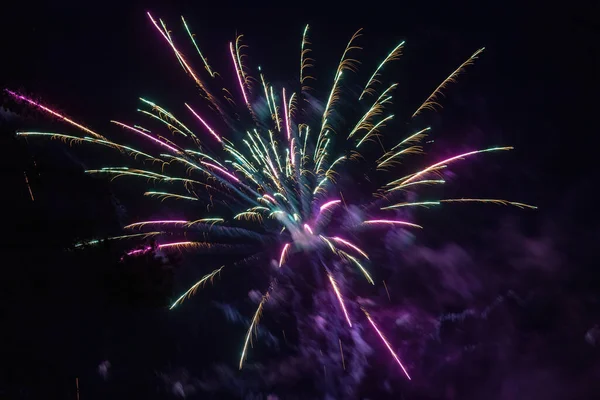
[9, 12, 536, 378]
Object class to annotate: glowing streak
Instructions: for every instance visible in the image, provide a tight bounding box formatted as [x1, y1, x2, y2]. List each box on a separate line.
[170, 265, 224, 309]
[240, 291, 270, 369]
[158, 241, 208, 249]
[270, 87, 281, 131]
[147, 12, 215, 106]
[440, 198, 537, 209]
[386, 179, 445, 192]
[24, 172, 34, 201]
[230, 42, 249, 105]
[144, 191, 198, 201]
[363, 309, 411, 380]
[201, 161, 240, 182]
[185, 103, 222, 142]
[139, 98, 196, 136]
[360, 41, 405, 100]
[364, 220, 423, 229]
[356, 115, 394, 148]
[124, 220, 188, 229]
[283, 87, 291, 139]
[338, 251, 374, 285]
[6, 90, 106, 140]
[260, 73, 273, 114]
[181, 16, 216, 77]
[328, 274, 352, 327]
[397, 147, 514, 186]
[111, 120, 180, 153]
[339, 339, 345, 370]
[303, 224, 313, 234]
[320, 199, 341, 212]
[279, 243, 291, 267]
[381, 201, 440, 210]
[331, 237, 369, 259]
[413, 48, 485, 118]
[383, 280, 391, 301]
[289, 138, 296, 166]
[390, 127, 431, 151]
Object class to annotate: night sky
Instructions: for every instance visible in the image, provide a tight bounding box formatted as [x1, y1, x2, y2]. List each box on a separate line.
[2, 1, 599, 399]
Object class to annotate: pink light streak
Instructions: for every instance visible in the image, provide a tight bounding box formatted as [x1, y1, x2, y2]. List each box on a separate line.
[111, 121, 180, 153]
[230, 42, 249, 105]
[328, 274, 352, 327]
[289, 138, 296, 166]
[6, 90, 106, 140]
[364, 220, 423, 229]
[126, 246, 152, 256]
[185, 103, 222, 143]
[319, 199, 341, 212]
[201, 161, 240, 182]
[331, 236, 369, 259]
[364, 310, 411, 380]
[262, 194, 276, 203]
[278, 243, 291, 268]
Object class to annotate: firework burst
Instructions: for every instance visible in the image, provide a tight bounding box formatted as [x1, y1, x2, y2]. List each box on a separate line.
[9, 12, 536, 379]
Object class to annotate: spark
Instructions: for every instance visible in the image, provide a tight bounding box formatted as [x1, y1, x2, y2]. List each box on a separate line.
[413, 48, 485, 118]
[320, 199, 342, 212]
[363, 309, 411, 380]
[185, 103, 222, 142]
[329, 273, 352, 327]
[331, 237, 369, 259]
[170, 265, 224, 309]
[279, 243, 291, 268]
[364, 220, 423, 229]
[230, 41, 249, 105]
[6, 90, 106, 140]
[124, 220, 189, 229]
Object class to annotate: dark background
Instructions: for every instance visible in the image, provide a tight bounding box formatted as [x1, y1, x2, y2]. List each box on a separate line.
[1, 1, 599, 399]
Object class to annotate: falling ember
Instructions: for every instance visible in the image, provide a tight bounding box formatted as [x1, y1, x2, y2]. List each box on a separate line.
[339, 338, 346, 370]
[364, 309, 411, 380]
[23, 172, 34, 201]
[329, 274, 352, 327]
[383, 280, 391, 302]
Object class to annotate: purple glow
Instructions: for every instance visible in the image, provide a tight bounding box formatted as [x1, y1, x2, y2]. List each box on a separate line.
[185, 103, 222, 142]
